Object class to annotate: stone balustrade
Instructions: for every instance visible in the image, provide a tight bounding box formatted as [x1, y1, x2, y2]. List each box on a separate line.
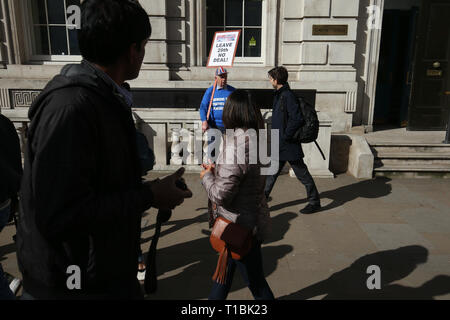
[1, 108, 333, 177]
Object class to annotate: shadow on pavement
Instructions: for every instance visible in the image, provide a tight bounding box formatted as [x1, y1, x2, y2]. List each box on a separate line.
[145, 238, 293, 299]
[0, 242, 16, 263]
[0, 223, 16, 263]
[143, 210, 296, 299]
[270, 177, 392, 213]
[278, 245, 450, 300]
[140, 210, 208, 245]
[265, 211, 298, 244]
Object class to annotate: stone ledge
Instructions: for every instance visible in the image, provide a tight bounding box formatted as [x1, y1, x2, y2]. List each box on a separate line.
[330, 134, 374, 179]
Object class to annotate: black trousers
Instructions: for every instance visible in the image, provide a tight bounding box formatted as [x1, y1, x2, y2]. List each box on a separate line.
[264, 159, 320, 205]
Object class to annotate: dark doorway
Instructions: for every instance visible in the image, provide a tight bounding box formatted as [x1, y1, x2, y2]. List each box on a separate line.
[373, 7, 419, 128]
[408, 0, 450, 130]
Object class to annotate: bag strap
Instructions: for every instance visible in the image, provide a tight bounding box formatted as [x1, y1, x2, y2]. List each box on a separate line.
[314, 140, 326, 161]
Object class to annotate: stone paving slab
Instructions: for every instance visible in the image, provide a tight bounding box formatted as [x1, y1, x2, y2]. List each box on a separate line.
[1, 172, 449, 300]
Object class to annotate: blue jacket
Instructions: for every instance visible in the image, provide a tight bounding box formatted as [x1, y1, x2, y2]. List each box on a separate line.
[199, 85, 236, 130]
[271, 84, 304, 161]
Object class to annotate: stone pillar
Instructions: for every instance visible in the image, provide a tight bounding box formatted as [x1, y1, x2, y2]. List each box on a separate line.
[361, 0, 385, 131]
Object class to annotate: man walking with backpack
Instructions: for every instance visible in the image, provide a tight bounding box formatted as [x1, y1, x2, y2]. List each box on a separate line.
[264, 67, 321, 214]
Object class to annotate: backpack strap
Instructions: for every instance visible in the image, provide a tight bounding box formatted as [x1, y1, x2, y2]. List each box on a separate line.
[314, 140, 326, 161]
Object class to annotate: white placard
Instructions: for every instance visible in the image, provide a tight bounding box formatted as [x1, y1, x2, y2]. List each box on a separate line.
[207, 30, 241, 68]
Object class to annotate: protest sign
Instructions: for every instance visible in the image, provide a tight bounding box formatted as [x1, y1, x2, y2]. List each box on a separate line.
[207, 30, 241, 68]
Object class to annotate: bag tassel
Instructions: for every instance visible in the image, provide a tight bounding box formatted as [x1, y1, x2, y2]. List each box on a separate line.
[212, 246, 229, 285]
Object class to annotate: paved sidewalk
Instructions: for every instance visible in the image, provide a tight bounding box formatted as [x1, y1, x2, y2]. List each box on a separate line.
[1, 173, 449, 300]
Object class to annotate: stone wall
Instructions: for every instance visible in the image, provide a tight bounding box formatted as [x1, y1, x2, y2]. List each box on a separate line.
[280, 0, 360, 132]
[0, 0, 365, 133]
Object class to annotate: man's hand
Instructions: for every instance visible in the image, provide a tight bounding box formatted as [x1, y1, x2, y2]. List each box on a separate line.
[147, 167, 193, 210]
[202, 121, 209, 133]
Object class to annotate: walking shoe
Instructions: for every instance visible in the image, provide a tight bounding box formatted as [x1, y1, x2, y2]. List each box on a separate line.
[300, 203, 321, 214]
[137, 269, 146, 281]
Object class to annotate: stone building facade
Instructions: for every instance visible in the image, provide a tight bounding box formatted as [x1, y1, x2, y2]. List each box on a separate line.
[1, 0, 447, 178]
[0, 0, 386, 132]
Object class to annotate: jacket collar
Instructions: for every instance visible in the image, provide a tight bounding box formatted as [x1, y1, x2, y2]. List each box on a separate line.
[274, 83, 290, 97]
[86, 61, 134, 107]
[81, 60, 133, 110]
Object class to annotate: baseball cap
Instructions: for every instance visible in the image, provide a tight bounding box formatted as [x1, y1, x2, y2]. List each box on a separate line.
[215, 67, 228, 76]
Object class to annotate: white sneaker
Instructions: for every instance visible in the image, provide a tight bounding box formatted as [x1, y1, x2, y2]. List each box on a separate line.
[137, 270, 146, 281]
[8, 277, 21, 295]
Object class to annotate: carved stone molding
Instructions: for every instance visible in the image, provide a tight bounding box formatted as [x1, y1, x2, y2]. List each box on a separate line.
[9, 89, 41, 108]
[345, 90, 357, 113]
[0, 88, 11, 108]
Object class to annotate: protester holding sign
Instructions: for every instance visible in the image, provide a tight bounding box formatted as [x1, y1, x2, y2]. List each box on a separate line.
[199, 67, 236, 133]
[200, 30, 240, 135]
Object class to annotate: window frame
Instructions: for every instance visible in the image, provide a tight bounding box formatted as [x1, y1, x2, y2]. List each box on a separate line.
[204, 0, 267, 65]
[22, 0, 82, 63]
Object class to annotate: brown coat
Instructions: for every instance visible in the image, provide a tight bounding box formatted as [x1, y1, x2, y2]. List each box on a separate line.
[202, 129, 271, 242]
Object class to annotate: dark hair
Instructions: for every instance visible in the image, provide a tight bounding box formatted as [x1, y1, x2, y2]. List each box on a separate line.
[222, 90, 265, 130]
[268, 66, 288, 85]
[79, 0, 151, 66]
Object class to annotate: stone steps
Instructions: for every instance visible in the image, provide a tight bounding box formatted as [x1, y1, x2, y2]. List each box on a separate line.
[374, 152, 450, 159]
[370, 143, 450, 154]
[370, 143, 450, 178]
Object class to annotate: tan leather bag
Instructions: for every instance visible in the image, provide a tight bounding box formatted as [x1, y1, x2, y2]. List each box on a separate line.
[210, 216, 253, 284]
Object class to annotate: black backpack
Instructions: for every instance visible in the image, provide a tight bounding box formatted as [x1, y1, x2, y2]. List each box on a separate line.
[280, 93, 326, 160]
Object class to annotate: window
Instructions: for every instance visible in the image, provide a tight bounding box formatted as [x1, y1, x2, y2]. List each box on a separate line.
[206, 0, 263, 59]
[28, 0, 81, 58]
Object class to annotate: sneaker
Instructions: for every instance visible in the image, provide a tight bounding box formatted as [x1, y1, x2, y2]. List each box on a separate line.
[137, 269, 146, 281]
[5, 273, 21, 295]
[300, 203, 321, 214]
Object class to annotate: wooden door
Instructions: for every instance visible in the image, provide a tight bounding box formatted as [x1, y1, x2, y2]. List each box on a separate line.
[408, 0, 450, 130]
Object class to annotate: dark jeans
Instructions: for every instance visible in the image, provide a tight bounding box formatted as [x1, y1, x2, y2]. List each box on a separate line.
[264, 159, 320, 206]
[209, 242, 274, 300]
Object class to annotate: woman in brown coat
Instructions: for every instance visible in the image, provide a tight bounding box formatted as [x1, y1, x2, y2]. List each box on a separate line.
[201, 90, 275, 300]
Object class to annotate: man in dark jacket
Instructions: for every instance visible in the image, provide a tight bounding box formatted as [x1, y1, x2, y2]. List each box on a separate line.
[16, 0, 192, 299]
[0, 114, 23, 299]
[264, 67, 321, 214]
